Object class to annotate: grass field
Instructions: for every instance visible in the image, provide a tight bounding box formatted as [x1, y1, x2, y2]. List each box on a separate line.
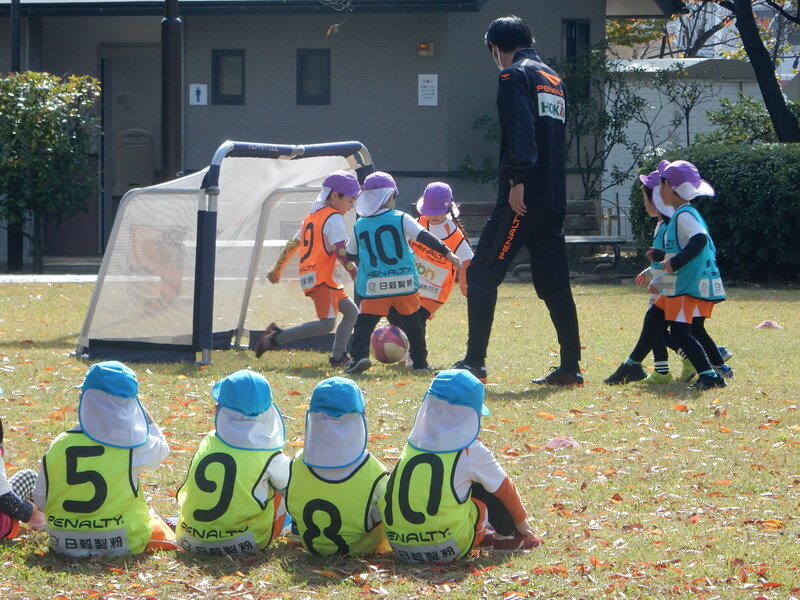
[1, 279, 799, 600]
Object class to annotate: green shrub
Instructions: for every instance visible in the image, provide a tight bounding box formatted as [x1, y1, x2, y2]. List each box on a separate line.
[628, 144, 800, 283]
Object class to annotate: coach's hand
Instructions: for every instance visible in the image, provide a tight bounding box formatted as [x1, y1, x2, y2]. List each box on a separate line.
[508, 183, 527, 216]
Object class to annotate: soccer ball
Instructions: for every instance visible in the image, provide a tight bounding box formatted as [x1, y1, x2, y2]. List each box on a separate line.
[370, 325, 409, 364]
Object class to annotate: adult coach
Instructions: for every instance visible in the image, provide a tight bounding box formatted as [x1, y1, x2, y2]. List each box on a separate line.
[453, 15, 582, 386]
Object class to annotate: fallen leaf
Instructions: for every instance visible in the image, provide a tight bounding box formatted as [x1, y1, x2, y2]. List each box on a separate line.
[590, 555, 607, 568]
[759, 519, 783, 530]
[315, 570, 339, 579]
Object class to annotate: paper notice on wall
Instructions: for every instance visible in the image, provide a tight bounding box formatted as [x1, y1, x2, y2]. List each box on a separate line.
[418, 74, 438, 106]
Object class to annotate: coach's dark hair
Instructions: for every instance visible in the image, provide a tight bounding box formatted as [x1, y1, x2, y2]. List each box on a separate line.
[484, 15, 534, 53]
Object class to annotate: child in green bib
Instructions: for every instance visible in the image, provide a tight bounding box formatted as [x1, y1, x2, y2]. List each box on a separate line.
[381, 369, 542, 562]
[33, 361, 176, 556]
[285, 377, 389, 556]
[177, 369, 290, 555]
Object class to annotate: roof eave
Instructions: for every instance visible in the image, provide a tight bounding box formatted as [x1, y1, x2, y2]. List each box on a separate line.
[0, 0, 488, 18]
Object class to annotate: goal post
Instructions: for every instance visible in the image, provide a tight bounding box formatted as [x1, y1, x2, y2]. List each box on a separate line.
[77, 140, 373, 363]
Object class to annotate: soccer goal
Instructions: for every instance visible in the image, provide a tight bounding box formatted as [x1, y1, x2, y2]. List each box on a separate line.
[77, 140, 373, 363]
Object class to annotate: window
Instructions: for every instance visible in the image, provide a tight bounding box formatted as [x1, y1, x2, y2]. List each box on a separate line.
[297, 49, 330, 105]
[212, 49, 245, 105]
[562, 20, 591, 60]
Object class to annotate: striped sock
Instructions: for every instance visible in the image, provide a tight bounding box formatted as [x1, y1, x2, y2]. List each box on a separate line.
[654, 361, 669, 374]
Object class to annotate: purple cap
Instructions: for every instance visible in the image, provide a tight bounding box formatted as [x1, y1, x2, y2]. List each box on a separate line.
[657, 160, 715, 200]
[638, 170, 660, 190]
[363, 171, 398, 192]
[416, 182, 453, 216]
[323, 171, 361, 197]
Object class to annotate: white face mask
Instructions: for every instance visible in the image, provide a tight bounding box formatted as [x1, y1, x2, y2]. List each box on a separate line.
[491, 45, 504, 71]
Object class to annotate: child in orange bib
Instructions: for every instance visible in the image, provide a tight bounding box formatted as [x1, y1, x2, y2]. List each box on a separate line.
[389, 182, 473, 337]
[257, 171, 361, 367]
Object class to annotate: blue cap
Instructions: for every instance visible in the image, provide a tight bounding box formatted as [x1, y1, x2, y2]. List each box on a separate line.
[428, 369, 489, 417]
[310, 376, 365, 417]
[80, 361, 138, 399]
[212, 370, 273, 417]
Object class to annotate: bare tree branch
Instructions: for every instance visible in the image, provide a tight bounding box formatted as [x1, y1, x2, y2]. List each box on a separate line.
[764, 0, 800, 24]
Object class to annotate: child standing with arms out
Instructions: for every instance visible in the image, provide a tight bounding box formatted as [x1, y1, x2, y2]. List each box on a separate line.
[343, 172, 461, 374]
[381, 370, 542, 563]
[285, 377, 389, 557]
[177, 369, 290, 555]
[256, 171, 361, 367]
[654, 160, 729, 390]
[33, 361, 176, 556]
[389, 182, 473, 336]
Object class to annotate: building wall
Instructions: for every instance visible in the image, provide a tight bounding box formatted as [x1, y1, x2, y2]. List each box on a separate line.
[39, 16, 161, 77]
[0, 0, 607, 259]
[183, 12, 451, 173]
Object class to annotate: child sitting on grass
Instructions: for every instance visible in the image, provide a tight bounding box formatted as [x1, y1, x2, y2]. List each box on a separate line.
[33, 361, 176, 556]
[176, 369, 290, 555]
[381, 369, 541, 562]
[0, 417, 44, 540]
[285, 377, 389, 557]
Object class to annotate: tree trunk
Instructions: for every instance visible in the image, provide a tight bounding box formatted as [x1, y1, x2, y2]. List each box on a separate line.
[32, 213, 44, 274]
[731, 0, 800, 142]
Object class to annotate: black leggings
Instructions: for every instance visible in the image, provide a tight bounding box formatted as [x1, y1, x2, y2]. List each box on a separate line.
[350, 311, 427, 367]
[629, 307, 722, 373]
[629, 305, 666, 363]
[465, 204, 580, 368]
[471, 483, 515, 536]
[387, 306, 432, 337]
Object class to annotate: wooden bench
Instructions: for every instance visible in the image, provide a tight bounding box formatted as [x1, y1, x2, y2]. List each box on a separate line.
[456, 201, 627, 275]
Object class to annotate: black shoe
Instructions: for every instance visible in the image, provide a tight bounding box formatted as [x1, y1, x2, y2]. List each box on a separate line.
[450, 359, 487, 383]
[254, 322, 282, 358]
[532, 367, 584, 386]
[689, 373, 727, 390]
[603, 362, 647, 385]
[342, 357, 372, 375]
[329, 353, 351, 368]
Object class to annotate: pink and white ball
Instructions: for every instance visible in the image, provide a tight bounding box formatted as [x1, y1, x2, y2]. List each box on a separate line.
[370, 325, 409, 364]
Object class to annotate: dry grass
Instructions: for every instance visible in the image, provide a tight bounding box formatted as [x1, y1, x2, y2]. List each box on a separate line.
[1, 279, 799, 599]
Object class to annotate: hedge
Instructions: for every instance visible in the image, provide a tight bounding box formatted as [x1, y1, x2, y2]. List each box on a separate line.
[628, 144, 800, 284]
